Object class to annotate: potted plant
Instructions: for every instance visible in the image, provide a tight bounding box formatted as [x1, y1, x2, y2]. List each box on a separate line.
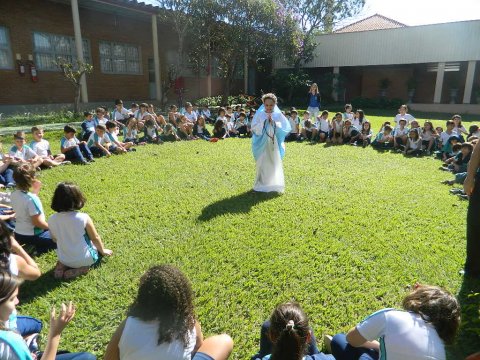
[406, 77, 417, 104]
[379, 78, 391, 98]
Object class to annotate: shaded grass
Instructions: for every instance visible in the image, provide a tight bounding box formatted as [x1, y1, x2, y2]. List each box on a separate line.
[8, 113, 478, 359]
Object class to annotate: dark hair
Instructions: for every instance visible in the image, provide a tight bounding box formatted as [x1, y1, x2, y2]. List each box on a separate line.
[238, 112, 246, 118]
[269, 302, 309, 360]
[140, 103, 148, 108]
[321, 110, 329, 116]
[13, 163, 36, 191]
[51, 182, 86, 212]
[218, 107, 226, 115]
[356, 109, 364, 122]
[0, 221, 12, 271]
[335, 112, 342, 118]
[0, 270, 22, 330]
[214, 119, 224, 131]
[96, 124, 106, 131]
[115, 99, 123, 105]
[185, 102, 192, 108]
[399, 118, 407, 124]
[468, 125, 479, 136]
[344, 103, 352, 110]
[13, 131, 25, 140]
[452, 143, 462, 152]
[64, 125, 76, 134]
[145, 119, 155, 128]
[96, 107, 105, 114]
[84, 111, 93, 117]
[402, 285, 460, 345]
[384, 124, 393, 132]
[451, 114, 462, 125]
[128, 265, 195, 347]
[461, 143, 474, 151]
[131, 103, 139, 108]
[106, 121, 117, 130]
[446, 120, 455, 127]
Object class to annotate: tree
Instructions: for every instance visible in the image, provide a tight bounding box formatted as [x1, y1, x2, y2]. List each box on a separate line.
[55, 57, 93, 114]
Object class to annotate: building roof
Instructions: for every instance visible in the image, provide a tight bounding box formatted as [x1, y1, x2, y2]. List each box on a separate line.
[335, 14, 407, 33]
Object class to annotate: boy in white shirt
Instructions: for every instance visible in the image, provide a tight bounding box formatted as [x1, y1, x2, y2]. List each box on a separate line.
[312, 110, 331, 143]
[87, 124, 112, 157]
[30, 126, 67, 167]
[394, 104, 415, 128]
[112, 99, 131, 125]
[106, 121, 134, 152]
[9, 132, 43, 169]
[393, 119, 409, 150]
[61, 125, 94, 164]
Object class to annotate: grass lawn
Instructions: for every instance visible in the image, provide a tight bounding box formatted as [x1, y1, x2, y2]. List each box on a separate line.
[7, 112, 480, 359]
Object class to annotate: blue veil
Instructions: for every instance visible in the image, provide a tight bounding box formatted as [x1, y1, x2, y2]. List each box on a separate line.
[251, 104, 291, 160]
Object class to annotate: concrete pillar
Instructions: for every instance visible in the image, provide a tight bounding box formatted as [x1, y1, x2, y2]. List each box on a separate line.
[332, 66, 340, 101]
[152, 14, 162, 102]
[463, 60, 476, 104]
[433, 62, 445, 104]
[71, 0, 88, 103]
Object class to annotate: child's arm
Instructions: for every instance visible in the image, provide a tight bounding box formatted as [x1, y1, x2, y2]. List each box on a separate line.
[94, 139, 111, 156]
[105, 319, 126, 360]
[10, 236, 41, 280]
[31, 213, 49, 230]
[85, 216, 113, 256]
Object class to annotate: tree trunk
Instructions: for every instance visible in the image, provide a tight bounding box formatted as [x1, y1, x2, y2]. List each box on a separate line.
[74, 85, 81, 114]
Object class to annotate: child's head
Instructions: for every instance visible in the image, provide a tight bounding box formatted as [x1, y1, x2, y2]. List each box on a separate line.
[13, 132, 26, 148]
[303, 111, 310, 120]
[148, 104, 155, 112]
[185, 102, 192, 111]
[131, 103, 139, 112]
[31, 126, 44, 141]
[64, 125, 76, 139]
[169, 104, 177, 112]
[399, 119, 407, 128]
[140, 103, 148, 112]
[225, 114, 232, 121]
[126, 117, 137, 129]
[344, 104, 352, 112]
[383, 121, 391, 127]
[398, 104, 408, 114]
[238, 112, 246, 120]
[214, 119, 224, 131]
[446, 120, 455, 130]
[320, 110, 328, 119]
[452, 143, 462, 153]
[362, 121, 371, 131]
[226, 106, 233, 113]
[197, 116, 205, 126]
[268, 302, 310, 360]
[383, 125, 393, 134]
[95, 124, 106, 135]
[451, 114, 462, 125]
[83, 111, 93, 120]
[218, 107, 226, 117]
[409, 129, 419, 140]
[410, 120, 419, 129]
[356, 109, 364, 120]
[13, 163, 36, 191]
[51, 182, 86, 212]
[127, 265, 195, 346]
[461, 142, 474, 156]
[262, 93, 277, 113]
[402, 285, 460, 345]
[0, 270, 22, 323]
[106, 121, 117, 132]
[234, 105, 241, 111]
[114, 99, 123, 108]
[335, 112, 343, 121]
[423, 121, 434, 132]
[344, 119, 352, 127]
[95, 107, 105, 118]
[469, 124, 479, 135]
[145, 118, 155, 128]
[164, 124, 174, 134]
[436, 126, 443, 134]
[304, 119, 312, 129]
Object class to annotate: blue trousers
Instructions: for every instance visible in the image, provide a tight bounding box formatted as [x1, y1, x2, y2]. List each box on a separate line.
[14, 231, 56, 254]
[64, 144, 93, 162]
[0, 167, 14, 186]
[331, 334, 378, 360]
[251, 320, 320, 360]
[17, 315, 43, 336]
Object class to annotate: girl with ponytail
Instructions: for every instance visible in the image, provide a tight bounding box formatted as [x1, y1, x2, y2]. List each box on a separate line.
[252, 302, 333, 360]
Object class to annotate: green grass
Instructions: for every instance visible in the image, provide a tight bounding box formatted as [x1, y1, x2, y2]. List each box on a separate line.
[6, 112, 480, 359]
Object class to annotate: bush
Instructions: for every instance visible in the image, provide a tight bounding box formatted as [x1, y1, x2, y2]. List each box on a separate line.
[0, 110, 82, 127]
[351, 97, 405, 110]
[195, 94, 258, 108]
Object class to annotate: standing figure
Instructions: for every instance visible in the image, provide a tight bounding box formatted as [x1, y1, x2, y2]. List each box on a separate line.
[251, 93, 291, 193]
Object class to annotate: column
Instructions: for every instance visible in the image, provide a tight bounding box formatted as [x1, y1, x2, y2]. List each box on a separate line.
[152, 14, 162, 102]
[332, 66, 339, 101]
[71, 0, 88, 103]
[433, 62, 445, 104]
[463, 60, 476, 104]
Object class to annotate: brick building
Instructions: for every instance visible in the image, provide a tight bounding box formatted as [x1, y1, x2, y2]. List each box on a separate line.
[0, 0, 242, 112]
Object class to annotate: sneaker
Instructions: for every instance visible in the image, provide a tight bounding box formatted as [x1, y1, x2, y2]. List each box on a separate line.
[6, 183, 15, 188]
[88, 158, 95, 163]
[458, 194, 469, 200]
[450, 188, 464, 195]
[59, 160, 71, 165]
[323, 335, 333, 353]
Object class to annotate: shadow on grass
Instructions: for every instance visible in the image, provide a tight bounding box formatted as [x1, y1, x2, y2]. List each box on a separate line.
[198, 190, 280, 221]
[18, 268, 64, 305]
[447, 276, 480, 360]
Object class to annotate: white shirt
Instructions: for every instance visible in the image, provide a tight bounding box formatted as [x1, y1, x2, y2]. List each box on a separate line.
[112, 107, 130, 121]
[30, 139, 50, 158]
[8, 145, 36, 161]
[394, 127, 409, 137]
[61, 136, 80, 149]
[394, 113, 415, 127]
[87, 132, 110, 147]
[315, 118, 330, 132]
[440, 131, 455, 144]
[184, 111, 197, 123]
[408, 137, 422, 150]
[357, 309, 445, 360]
[119, 317, 196, 360]
[11, 190, 44, 236]
[48, 212, 98, 268]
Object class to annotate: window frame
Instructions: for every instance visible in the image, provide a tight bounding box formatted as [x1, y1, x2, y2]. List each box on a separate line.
[32, 31, 92, 72]
[98, 41, 143, 75]
[0, 26, 14, 70]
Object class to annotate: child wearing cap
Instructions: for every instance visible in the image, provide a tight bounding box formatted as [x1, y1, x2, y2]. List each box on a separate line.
[8, 131, 43, 169]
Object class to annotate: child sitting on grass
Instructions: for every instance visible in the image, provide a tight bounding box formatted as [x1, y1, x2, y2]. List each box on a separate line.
[123, 117, 141, 144]
[343, 119, 359, 144]
[371, 125, 393, 149]
[11, 164, 56, 254]
[30, 126, 68, 167]
[354, 121, 372, 147]
[393, 119, 409, 150]
[441, 136, 461, 161]
[61, 125, 94, 164]
[49, 182, 112, 280]
[312, 110, 330, 143]
[106, 121, 134, 152]
[251, 302, 333, 360]
[9, 132, 43, 170]
[441, 142, 473, 173]
[301, 119, 314, 141]
[87, 124, 112, 157]
[421, 121, 436, 155]
[193, 116, 211, 141]
[141, 118, 163, 144]
[331, 112, 344, 145]
[161, 124, 181, 142]
[403, 129, 423, 156]
[213, 119, 227, 139]
[81, 110, 96, 141]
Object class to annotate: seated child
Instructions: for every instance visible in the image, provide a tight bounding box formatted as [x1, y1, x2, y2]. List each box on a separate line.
[49, 182, 112, 280]
[111, 99, 132, 126]
[285, 109, 300, 142]
[129, 102, 139, 114]
[403, 129, 423, 156]
[94, 107, 108, 126]
[61, 125, 94, 164]
[393, 119, 409, 149]
[329, 284, 460, 360]
[9, 132, 43, 169]
[343, 119, 359, 144]
[226, 116, 239, 137]
[217, 107, 227, 124]
[452, 114, 468, 140]
[80, 111, 96, 141]
[441, 135, 461, 161]
[421, 121, 437, 155]
[213, 119, 227, 139]
[354, 121, 373, 147]
[235, 112, 250, 137]
[435, 126, 444, 151]
[312, 111, 330, 143]
[134, 103, 151, 130]
[0, 152, 15, 188]
[193, 116, 211, 140]
[331, 112, 344, 145]
[409, 120, 421, 134]
[123, 117, 142, 144]
[30, 126, 67, 167]
[87, 124, 112, 157]
[200, 105, 214, 124]
[352, 109, 365, 131]
[371, 125, 394, 149]
[252, 302, 333, 360]
[11, 164, 56, 254]
[442, 142, 473, 173]
[161, 124, 181, 142]
[468, 124, 480, 140]
[301, 119, 314, 141]
[439, 120, 456, 153]
[140, 118, 163, 144]
[343, 104, 354, 122]
[106, 121, 134, 153]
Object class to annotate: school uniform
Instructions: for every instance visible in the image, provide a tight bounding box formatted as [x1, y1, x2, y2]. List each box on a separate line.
[406, 137, 423, 155]
[112, 107, 130, 124]
[29, 139, 52, 158]
[123, 128, 139, 144]
[87, 132, 111, 156]
[371, 132, 393, 148]
[140, 126, 160, 143]
[193, 124, 211, 140]
[343, 126, 359, 143]
[61, 136, 93, 163]
[8, 145, 37, 161]
[81, 119, 97, 141]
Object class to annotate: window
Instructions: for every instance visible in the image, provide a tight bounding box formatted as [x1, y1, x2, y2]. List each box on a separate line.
[33, 32, 91, 71]
[99, 41, 142, 74]
[0, 26, 13, 69]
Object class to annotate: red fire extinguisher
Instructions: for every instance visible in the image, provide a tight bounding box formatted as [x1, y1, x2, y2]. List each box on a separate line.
[29, 61, 38, 82]
[17, 60, 25, 76]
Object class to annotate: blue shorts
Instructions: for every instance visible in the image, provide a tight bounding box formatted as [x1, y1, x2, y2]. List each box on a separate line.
[193, 352, 214, 360]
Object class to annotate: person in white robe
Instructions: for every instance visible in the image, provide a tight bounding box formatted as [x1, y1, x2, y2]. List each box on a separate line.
[251, 93, 291, 193]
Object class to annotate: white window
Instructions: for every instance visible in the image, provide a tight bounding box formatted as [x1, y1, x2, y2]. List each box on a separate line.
[33, 32, 91, 71]
[99, 41, 141, 74]
[0, 26, 13, 70]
